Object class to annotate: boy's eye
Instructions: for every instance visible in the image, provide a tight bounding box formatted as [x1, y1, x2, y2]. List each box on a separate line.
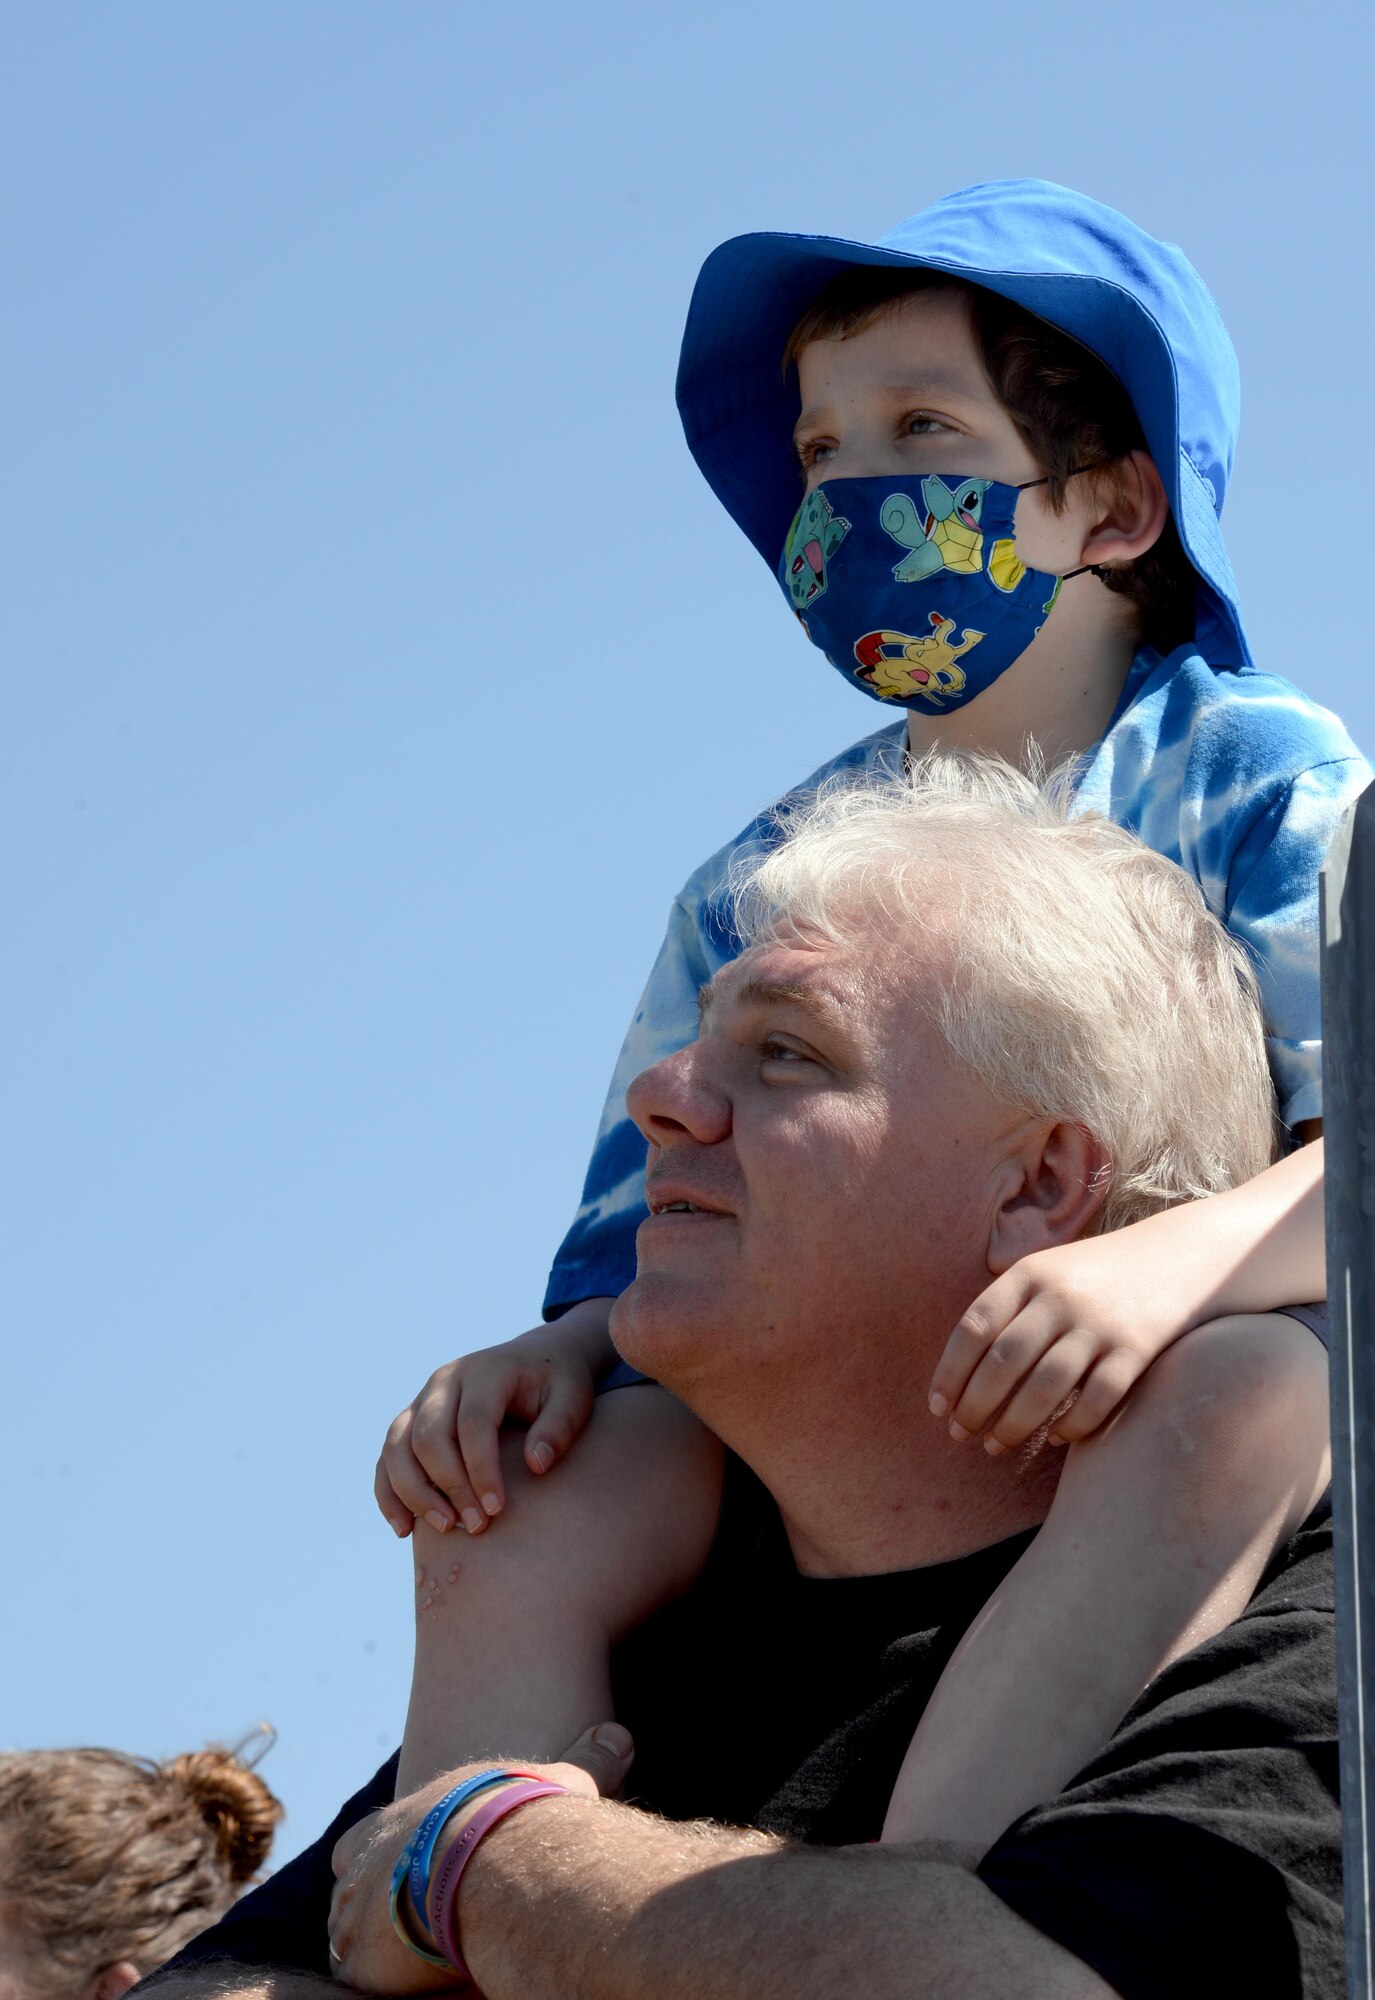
[903, 412, 951, 437]
[796, 438, 835, 469]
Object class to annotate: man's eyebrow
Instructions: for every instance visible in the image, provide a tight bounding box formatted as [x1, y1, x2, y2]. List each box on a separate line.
[698, 976, 843, 1026]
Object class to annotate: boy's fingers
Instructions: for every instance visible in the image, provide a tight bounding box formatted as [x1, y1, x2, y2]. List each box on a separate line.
[456, 1403, 508, 1519]
[526, 1376, 596, 1475]
[411, 1394, 490, 1529]
[377, 1439, 458, 1534]
[984, 1334, 1101, 1450]
[1049, 1350, 1145, 1442]
[929, 1275, 1030, 1414]
[372, 1460, 415, 1539]
[945, 1314, 1061, 1437]
[929, 1314, 1000, 1413]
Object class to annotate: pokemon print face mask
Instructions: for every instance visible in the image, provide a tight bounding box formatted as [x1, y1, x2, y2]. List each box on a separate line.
[778, 471, 1101, 711]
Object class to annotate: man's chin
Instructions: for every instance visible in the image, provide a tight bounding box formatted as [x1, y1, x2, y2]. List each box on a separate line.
[610, 1271, 720, 1390]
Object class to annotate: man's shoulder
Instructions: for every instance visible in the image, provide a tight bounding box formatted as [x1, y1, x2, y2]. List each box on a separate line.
[976, 1505, 1340, 2000]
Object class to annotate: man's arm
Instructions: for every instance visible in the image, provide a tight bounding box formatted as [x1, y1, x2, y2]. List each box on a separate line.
[457, 1792, 1119, 2000]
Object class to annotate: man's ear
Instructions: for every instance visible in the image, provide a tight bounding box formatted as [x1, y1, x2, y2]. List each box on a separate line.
[986, 1121, 1111, 1274]
[1077, 450, 1169, 570]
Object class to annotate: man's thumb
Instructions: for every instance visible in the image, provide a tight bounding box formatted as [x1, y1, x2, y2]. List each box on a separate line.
[556, 1722, 636, 1799]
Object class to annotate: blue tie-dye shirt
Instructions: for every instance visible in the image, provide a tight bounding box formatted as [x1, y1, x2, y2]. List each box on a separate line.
[544, 647, 1370, 1316]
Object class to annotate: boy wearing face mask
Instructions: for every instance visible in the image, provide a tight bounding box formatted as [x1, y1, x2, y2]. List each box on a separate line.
[376, 182, 1364, 1851]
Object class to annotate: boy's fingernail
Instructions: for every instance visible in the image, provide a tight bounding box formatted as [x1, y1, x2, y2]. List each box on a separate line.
[948, 1421, 970, 1443]
[390, 1517, 410, 1538]
[531, 1441, 555, 1472]
[461, 1508, 485, 1535]
[425, 1510, 451, 1534]
[984, 1437, 1007, 1457]
[928, 1393, 948, 1418]
[480, 1492, 502, 1517]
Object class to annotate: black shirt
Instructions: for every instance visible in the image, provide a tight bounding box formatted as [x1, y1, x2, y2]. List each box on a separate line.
[172, 1457, 1342, 1998]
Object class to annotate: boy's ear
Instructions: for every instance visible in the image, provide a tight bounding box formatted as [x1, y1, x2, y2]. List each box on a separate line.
[986, 1120, 1111, 1274]
[1076, 450, 1170, 570]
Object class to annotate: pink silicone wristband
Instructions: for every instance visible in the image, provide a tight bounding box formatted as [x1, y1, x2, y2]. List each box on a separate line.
[431, 1779, 571, 1976]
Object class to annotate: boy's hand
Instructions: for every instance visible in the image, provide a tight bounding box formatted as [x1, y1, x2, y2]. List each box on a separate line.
[928, 1233, 1203, 1454]
[375, 1302, 616, 1538]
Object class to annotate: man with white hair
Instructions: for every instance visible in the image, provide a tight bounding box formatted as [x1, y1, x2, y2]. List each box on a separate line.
[156, 759, 1339, 1999]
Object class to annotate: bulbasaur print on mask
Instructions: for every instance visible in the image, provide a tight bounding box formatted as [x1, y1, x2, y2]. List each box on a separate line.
[779, 472, 1065, 711]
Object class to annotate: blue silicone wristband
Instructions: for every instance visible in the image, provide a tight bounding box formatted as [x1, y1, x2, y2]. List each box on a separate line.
[387, 1769, 508, 1964]
[409, 1769, 509, 1917]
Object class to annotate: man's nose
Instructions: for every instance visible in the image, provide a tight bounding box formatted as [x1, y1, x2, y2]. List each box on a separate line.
[626, 1042, 732, 1148]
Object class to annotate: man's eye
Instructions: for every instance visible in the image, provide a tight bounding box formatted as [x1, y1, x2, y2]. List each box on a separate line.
[762, 1039, 807, 1063]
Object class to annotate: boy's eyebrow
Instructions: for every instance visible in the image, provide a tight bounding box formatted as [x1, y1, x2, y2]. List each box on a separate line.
[792, 369, 983, 437]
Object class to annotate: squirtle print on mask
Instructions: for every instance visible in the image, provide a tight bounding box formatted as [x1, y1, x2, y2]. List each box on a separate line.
[778, 471, 1071, 713]
[783, 488, 852, 611]
[881, 477, 1027, 593]
[882, 477, 986, 580]
[853, 617, 985, 706]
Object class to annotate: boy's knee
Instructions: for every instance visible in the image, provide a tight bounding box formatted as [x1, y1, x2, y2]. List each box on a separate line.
[1155, 1311, 1326, 1412]
[409, 1389, 718, 1633]
[411, 1426, 560, 1604]
[1126, 1311, 1329, 1494]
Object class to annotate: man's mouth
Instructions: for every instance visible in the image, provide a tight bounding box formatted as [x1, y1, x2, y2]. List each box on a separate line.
[644, 1185, 734, 1219]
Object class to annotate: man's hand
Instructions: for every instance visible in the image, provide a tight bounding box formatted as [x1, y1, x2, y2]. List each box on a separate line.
[326, 1727, 634, 1992]
[374, 1300, 617, 1539]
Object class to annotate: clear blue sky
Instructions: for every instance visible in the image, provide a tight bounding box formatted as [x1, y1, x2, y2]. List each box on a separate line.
[7, 0, 1373, 1866]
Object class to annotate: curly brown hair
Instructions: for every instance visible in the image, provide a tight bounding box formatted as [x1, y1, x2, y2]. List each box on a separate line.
[0, 1743, 282, 1992]
[785, 269, 1197, 656]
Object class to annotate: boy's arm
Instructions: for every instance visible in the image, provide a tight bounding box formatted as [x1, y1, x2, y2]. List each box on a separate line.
[1163, 1127, 1323, 1313]
[544, 888, 725, 1320]
[931, 1135, 1324, 1451]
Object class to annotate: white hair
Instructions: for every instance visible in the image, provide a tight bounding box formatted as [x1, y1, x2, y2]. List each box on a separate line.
[731, 752, 1279, 1232]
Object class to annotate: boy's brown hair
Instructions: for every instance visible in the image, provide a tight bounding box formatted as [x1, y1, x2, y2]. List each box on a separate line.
[786, 270, 1197, 656]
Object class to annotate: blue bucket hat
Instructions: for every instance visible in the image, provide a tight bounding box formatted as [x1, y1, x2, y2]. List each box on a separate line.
[676, 178, 1249, 668]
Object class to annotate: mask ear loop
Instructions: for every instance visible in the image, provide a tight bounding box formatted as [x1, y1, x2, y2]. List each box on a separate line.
[1014, 466, 1112, 583]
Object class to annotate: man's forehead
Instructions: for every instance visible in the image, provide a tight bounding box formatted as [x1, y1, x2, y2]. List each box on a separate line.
[700, 940, 881, 1022]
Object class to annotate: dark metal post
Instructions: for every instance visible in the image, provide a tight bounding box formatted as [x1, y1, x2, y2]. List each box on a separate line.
[1322, 778, 1375, 2000]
